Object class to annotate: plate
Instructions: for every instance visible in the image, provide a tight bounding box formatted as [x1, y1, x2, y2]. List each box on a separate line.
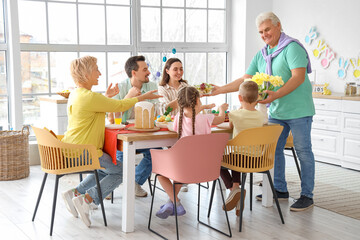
[127, 126, 160, 132]
[105, 124, 125, 130]
[216, 122, 231, 129]
[155, 121, 171, 129]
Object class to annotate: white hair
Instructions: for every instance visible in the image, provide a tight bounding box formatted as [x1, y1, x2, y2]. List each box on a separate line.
[256, 12, 283, 31]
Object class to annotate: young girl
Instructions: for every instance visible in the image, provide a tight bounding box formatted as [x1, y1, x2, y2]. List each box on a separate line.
[156, 86, 228, 219]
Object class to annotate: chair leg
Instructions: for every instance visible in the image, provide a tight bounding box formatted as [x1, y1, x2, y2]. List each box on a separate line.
[50, 175, 60, 236]
[94, 170, 107, 226]
[148, 175, 168, 240]
[239, 173, 247, 232]
[266, 171, 285, 224]
[200, 181, 209, 189]
[111, 191, 114, 204]
[148, 177, 153, 196]
[250, 173, 253, 211]
[174, 183, 180, 240]
[207, 180, 217, 218]
[79, 173, 83, 182]
[32, 173, 48, 222]
[198, 179, 232, 238]
[292, 147, 301, 180]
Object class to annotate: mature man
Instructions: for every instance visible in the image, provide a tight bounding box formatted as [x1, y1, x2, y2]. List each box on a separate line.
[212, 12, 315, 211]
[109, 55, 159, 197]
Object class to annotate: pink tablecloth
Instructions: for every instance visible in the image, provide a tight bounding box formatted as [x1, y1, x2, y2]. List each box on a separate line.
[103, 124, 168, 164]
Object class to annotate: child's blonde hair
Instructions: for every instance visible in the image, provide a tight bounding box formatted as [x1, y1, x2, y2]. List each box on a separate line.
[177, 86, 200, 139]
[239, 81, 259, 103]
[70, 56, 97, 85]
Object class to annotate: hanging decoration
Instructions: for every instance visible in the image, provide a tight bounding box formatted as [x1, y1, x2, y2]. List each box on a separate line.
[337, 57, 349, 79]
[305, 26, 318, 45]
[350, 57, 360, 79]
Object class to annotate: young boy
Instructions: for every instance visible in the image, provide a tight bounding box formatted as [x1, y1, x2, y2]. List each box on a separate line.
[220, 80, 265, 216]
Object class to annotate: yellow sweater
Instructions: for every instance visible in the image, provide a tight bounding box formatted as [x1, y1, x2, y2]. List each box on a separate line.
[62, 87, 138, 156]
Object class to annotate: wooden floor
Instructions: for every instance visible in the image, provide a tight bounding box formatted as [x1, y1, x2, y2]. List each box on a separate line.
[1, 157, 359, 240]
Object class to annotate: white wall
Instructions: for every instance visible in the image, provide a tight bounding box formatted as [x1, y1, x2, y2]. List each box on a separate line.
[230, 0, 360, 94]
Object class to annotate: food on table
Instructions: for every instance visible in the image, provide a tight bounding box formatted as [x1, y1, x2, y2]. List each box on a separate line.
[211, 110, 229, 122]
[135, 101, 155, 129]
[194, 83, 214, 94]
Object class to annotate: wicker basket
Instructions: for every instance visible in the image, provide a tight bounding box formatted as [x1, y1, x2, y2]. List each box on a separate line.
[0, 126, 30, 181]
[57, 91, 70, 98]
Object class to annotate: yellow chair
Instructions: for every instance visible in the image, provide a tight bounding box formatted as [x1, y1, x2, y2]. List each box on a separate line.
[285, 131, 301, 180]
[208, 125, 285, 232]
[31, 126, 107, 236]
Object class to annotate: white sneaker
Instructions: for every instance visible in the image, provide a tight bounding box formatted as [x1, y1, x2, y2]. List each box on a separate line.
[89, 202, 98, 210]
[72, 195, 91, 227]
[62, 189, 78, 218]
[180, 184, 188, 192]
[135, 182, 148, 197]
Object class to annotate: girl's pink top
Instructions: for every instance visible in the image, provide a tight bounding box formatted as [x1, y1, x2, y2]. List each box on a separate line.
[173, 113, 215, 138]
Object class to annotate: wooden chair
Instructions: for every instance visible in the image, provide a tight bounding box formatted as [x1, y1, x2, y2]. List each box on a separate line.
[208, 125, 285, 232]
[285, 131, 301, 180]
[31, 126, 107, 236]
[148, 133, 231, 240]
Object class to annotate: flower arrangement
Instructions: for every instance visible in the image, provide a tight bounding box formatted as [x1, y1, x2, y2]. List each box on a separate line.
[245, 72, 284, 100]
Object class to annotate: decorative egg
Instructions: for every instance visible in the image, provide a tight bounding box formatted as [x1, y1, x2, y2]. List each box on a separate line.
[172, 48, 176, 54]
[163, 56, 167, 62]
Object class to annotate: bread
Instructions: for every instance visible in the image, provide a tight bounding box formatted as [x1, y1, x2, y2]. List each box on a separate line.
[134, 101, 155, 129]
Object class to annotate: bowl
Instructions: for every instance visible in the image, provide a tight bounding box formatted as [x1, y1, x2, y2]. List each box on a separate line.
[57, 91, 70, 98]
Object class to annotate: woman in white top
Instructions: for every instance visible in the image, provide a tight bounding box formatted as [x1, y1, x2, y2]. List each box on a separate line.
[158, 58, 188, 115]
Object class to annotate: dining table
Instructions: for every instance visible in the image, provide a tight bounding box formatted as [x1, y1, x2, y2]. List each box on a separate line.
[105, 123, 274, 233]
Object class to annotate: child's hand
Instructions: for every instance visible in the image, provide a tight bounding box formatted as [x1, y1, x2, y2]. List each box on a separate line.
[219, 103, 229, 113]
[205, 103, 216, 109]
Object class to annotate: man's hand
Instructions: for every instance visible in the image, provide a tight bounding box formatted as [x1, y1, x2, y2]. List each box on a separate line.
[258, 90, 280, 104]
[105, 83, 119, 98]
[125, 87, 141, 99]
[137, 90, 162, 102]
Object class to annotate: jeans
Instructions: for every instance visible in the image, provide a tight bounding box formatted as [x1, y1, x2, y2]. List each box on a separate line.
[269, 116, 315, 198]
[116, 148, 153, 185]
[76, 152, 123, 205]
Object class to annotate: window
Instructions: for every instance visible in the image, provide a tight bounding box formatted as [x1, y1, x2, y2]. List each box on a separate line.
[18, 0, 132, 127]
[139, 0, 228, 106]
[13, 0, 229, 129]
[0, 0, 8, 130]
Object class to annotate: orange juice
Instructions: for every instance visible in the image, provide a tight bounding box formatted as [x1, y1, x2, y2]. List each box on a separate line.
[114, 118, 122, 125]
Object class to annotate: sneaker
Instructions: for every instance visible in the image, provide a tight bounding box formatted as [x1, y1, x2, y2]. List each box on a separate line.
[223, 188, 241, 211]
[290, 195, 314, 212]
[89, 202, 98, 210]
[72, 195, 91, 227]
[135, 182, 148, 197]
[180, 184, 188, 192]
[256, 190, 289, 201]
[62, 189, 79, 218]
[156, 201, 174, 219]
[105, 193, 112, 200]
[235, 200, 243, 216]
[170, 202, 186, 216]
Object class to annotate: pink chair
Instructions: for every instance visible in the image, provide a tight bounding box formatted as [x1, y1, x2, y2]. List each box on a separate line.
[148, 133, 232, 240]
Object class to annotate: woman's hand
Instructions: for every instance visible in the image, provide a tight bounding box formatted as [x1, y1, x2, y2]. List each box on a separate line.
[137, 90, 162, 102]
[105, 83, 119, 98]
[125, 87, 141, 99]
[209, 84, 221, 96]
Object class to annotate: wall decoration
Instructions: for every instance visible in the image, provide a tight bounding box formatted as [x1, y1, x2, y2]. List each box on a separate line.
[313, 39, 327, 58]
[350, 57, 360, 79]
[337, 57, 349, 79]
[322, 83, 331, 95]
[312, 84, 325, 95]
[305, 26, 318, 45]
[320, 48, 335, 69]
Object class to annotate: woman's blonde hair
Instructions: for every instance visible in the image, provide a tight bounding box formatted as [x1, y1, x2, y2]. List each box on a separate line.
[70, 56, 97, 85]
[255, 11, 283, 31]
[177, 86, 200, 139]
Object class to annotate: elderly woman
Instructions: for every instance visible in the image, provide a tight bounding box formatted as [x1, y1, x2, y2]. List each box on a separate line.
[61, 56, 161, 227]
[211, 12, 315, 212]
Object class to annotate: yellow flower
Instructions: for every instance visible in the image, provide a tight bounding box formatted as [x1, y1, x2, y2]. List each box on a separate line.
[269, 75, 284, 87]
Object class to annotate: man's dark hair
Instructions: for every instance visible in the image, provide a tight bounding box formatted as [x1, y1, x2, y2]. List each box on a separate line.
[124, 55, 146, 78]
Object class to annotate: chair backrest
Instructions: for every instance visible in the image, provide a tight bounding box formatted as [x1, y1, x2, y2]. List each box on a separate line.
[222, 125, 283, 173]
[150, 133, 229, 184]
[32, 126, 101, 174]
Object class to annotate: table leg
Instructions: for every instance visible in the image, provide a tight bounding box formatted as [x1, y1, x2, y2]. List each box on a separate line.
[262, 168, 274, 207]
[122, 141, 136, 232]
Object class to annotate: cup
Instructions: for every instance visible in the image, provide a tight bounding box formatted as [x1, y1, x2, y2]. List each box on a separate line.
[114, 112, 123, 125]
